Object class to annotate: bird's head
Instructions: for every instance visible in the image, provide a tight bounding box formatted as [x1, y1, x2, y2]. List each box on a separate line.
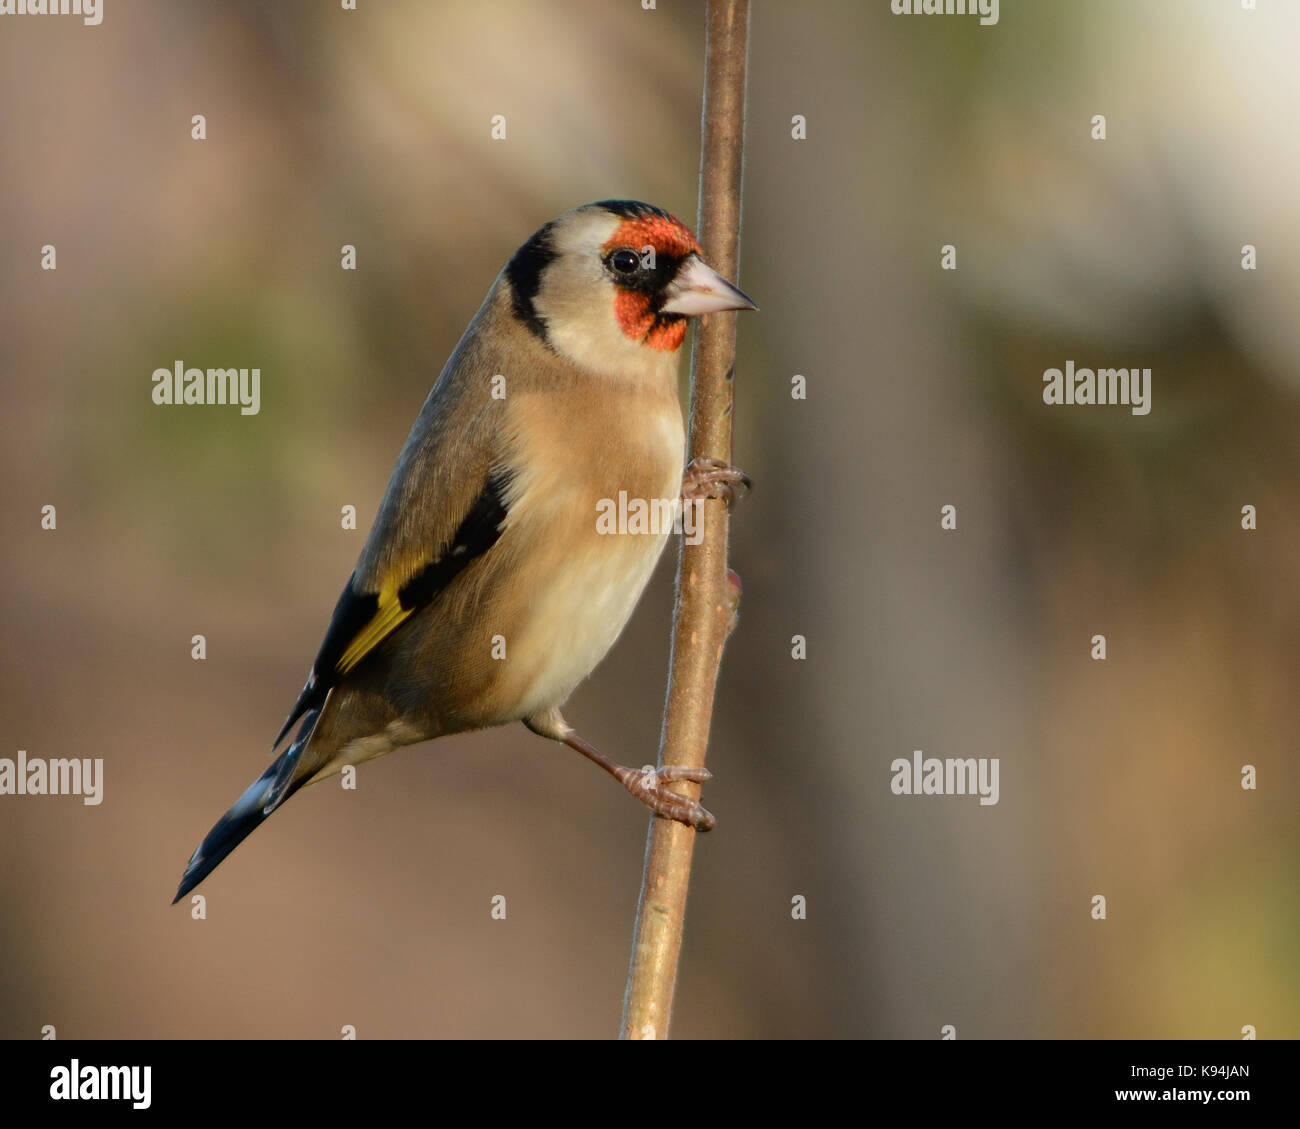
[504, 200, 756, 377]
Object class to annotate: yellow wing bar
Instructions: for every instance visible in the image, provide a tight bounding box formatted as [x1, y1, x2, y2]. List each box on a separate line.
[336, 588, 414, 674]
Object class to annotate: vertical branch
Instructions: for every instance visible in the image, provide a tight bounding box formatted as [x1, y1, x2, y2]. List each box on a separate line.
[620, 0, 750, 1041]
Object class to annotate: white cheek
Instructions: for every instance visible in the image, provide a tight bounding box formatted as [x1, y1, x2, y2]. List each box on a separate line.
[546, 307, 656, 381]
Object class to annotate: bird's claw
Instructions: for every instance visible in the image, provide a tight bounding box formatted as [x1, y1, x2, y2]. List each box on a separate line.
[619, 764, 716, 831]
[681, 456, 751, 509]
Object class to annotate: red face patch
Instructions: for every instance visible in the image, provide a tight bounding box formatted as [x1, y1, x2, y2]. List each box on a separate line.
[605, 214, 699, 351]
[612, 290, 688, 352]
[601, 214, 702, 261]
[645, 317, 688, 352]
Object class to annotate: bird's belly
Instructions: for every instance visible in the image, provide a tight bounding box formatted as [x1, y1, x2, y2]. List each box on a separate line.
[492, 397, 684, 719]
[507, 521, 672, 719]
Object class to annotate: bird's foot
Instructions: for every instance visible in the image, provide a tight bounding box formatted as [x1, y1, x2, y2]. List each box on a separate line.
[681, 456, 751, 508]
[615, 763, 716, 831]
[561, 729, 716, 831]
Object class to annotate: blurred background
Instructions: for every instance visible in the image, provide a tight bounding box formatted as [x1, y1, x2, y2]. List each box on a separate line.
[2, 0, 1297, 1039]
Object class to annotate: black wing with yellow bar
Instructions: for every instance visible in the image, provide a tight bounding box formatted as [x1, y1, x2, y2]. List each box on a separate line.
[271, 472, 510, 748]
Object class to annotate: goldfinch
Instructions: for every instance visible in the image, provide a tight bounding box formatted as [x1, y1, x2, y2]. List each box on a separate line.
[174, 200, 756, 901]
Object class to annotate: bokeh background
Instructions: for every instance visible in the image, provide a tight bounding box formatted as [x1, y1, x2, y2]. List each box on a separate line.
[2, 0, 1297, 1039]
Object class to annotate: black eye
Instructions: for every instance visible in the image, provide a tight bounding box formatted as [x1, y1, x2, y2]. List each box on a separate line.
[609, 248, 640, 274]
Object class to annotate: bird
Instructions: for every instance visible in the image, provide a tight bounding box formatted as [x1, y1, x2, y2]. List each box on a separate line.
[173, 200, 757, 903]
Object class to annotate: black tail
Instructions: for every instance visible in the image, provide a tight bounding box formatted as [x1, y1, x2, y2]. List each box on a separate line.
[172, 709, 320, 903]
